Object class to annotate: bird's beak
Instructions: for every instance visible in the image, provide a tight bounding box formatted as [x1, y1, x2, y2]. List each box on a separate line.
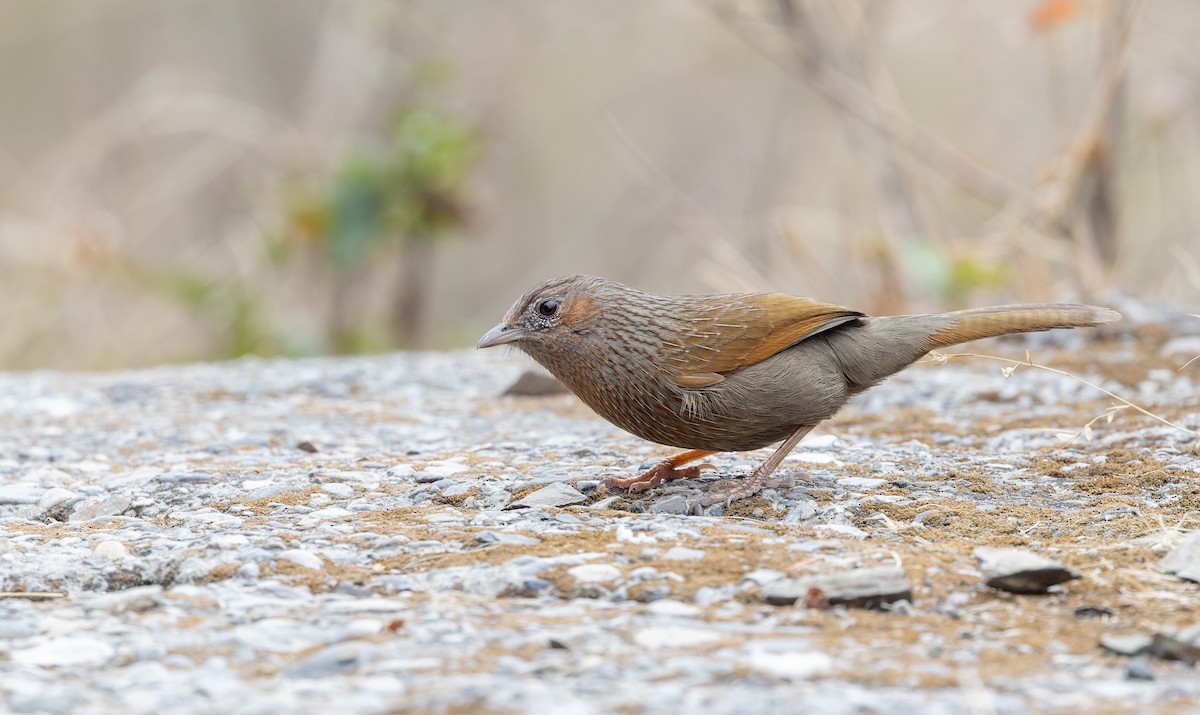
[476, 323, 526, 349]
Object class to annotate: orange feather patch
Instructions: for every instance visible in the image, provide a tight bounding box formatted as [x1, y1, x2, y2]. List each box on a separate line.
[668, 294, 863, 389]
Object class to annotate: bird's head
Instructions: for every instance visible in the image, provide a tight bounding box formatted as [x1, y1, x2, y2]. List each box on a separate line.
[476, 274, 609, 354]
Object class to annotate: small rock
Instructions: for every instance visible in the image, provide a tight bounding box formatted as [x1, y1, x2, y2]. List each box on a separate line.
[1126, 657, 1156, 681]
[744, 568, 785, 587]
[974, 547, 1081, 594]
[1159, 531, 1200, 583]
[509, 482, 587, 509]
[633, 626, 721, 649]
[419, 461, 469, 478]
[763, 566, 911, 609]
[646, 599, 700, 617]
[502, 370, 569, 396]
[662, 546, 706, 561]
[791, 452, 841, 465]
[38, 487, 76, 510]
[70, 495, 132, 522]
[296, 441, 319, 453]
[567, 564, 622, 583]
[520, 578, 553, 596]
[649, 495, 690, 515]
[803, 434, 838, 449]
[441, 483, 474, 498]
[279, 549, 324, 570]
[781, 501, 818, 524]
[1162, 335, 1200, 357]
[629, 567, 659, 581]
[1148, 632, 1200, 664]
[837, 477, 887, 489]
[283, 643, 371, 678]
[92, 541, 130, 560]
[321, 483, 355, 498]
[475, 531, 542, 546]
[589, 496, 621, 510]
[636, 585, 672, 603]
[1100, 633, 1152, 657]
[741, 647, 833, 680]
[12, 637, 115, 666]
[0, 622, 37, 639]
[82, 585, 163, 614]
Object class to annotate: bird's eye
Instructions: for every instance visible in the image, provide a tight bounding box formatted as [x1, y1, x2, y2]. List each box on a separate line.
[536, 298, 561, 317]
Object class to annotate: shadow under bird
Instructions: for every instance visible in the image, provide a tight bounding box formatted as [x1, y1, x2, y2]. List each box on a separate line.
[477, 275, 1121, 514]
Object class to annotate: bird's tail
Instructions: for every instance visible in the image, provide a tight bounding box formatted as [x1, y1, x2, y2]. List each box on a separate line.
[827, 303, 1121, 393]
[924, 303, 1122, 350]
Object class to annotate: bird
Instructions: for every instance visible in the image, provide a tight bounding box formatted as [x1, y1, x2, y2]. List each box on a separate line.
[477, 274, 1121, 514]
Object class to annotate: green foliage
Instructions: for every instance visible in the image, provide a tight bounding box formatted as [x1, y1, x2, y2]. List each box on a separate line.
[293, 107, 481, 272]
[901, 239, 1010, 304]
[160, 267, 280, 358]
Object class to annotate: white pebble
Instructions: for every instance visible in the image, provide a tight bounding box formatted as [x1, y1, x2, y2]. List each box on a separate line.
[279, 549, 324, 570]
[567, 564, 622, 583]
[633, 626, 721, 649]
[322, 483, 355, 498]
[13, 637, 115, 666]
[662, 546, 706, 561]
[741, 648, 833, 679]
[38, 487, 76, 510]
[92, 541, 130, 560]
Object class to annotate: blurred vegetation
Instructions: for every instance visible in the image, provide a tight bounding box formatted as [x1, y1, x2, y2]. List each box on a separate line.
[0, 0, 1197, 370]
[279, 107, 480, 352]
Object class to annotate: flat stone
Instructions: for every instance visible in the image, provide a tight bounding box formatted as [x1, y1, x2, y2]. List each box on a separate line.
[508, 482, 587, 509]
[763, 566, 911, 609]
[321, 483, 355, 498]
[791, 452, 841, 465]
[419, 461, 469, 478]
[837, 477, 887, 489]
[279, 549, 324, 570]
[1100, 633, 1153, 656]
[741, 647, 833, 680]
[70, 495, 131, 522]
[1159, 531, 1200, 583]
[566, 564, 621, 583]
[632, 626, 722, 649]
[283, 642, 374, 679]
[475, 531, 541, 546]
[82, 585, 164, 614]
[1148, 632, 1200, 664]
[649, 495, 690, 514]
[38, 487, 76, 510]
[12, 637, 115, 666]
[645, 599, 701, 617]
[974, 547, 1081, 594]
[92, 540, 130, 560]
[662, 546, 706, 561]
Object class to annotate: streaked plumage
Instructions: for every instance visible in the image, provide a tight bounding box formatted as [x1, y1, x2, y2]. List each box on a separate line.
[478, 274, 1120, 508]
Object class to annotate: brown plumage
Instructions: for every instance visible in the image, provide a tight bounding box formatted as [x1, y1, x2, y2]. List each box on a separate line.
[477, 274, 1120, 513]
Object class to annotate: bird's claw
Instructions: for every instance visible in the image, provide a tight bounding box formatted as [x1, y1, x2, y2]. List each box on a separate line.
[687, 473, 796, 515]
[603, 461, 716, 492]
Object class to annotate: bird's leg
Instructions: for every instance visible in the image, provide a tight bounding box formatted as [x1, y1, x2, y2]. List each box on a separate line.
[603, 449, 718, 493]
[691, 424, 816, 514]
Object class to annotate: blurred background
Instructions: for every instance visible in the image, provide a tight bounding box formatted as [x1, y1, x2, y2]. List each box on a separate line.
[1, 0, 1197, 370]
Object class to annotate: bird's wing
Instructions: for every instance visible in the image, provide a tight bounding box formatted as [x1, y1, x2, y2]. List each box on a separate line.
[665, 294, 864, 389]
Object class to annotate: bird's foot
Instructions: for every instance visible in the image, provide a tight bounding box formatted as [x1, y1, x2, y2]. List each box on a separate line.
[689, 472, 794, 515]
[603, 461, 717, 494]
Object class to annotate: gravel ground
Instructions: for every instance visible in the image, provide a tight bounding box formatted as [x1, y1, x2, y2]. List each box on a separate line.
[1, 312, 1199, 714]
